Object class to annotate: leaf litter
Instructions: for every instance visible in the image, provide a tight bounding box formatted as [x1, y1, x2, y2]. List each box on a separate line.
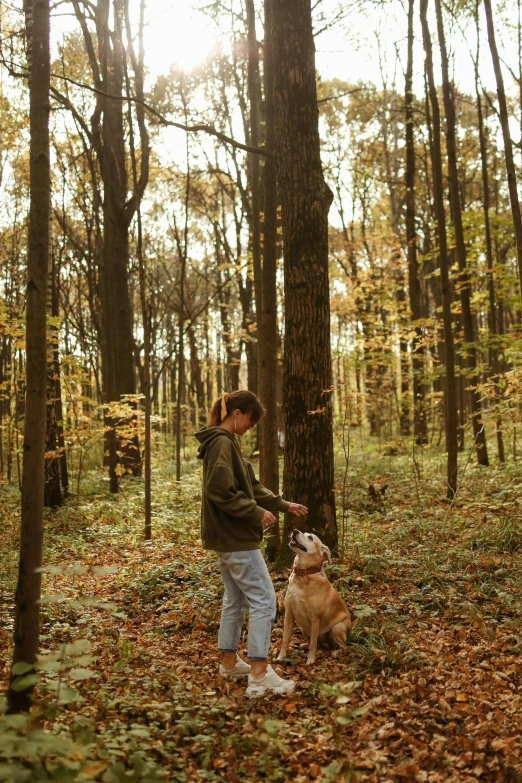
[1, 452, 522, 781]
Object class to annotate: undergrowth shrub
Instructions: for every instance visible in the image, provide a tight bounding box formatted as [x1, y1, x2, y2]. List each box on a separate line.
[132, 558, 221, 608]
[473, 514, 522, 554]
[347, 616, 419, 674]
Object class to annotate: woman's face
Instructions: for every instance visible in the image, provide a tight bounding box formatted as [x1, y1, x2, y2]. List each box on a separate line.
[234, 410, 255, 436]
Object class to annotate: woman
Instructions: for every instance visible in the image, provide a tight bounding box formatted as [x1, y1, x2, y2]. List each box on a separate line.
[195, 390, 308, 697]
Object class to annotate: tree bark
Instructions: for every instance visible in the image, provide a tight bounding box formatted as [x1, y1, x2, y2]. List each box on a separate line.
[484, 0, 522, 307]
[475, 2, 505, 462]
[125, 0, 150, 535]
[379, 55, 410, 437]
[100, 1, 140, 482]
[71, 0, 150, 486]
[435, 0, 488, 465]
[260, 0, 281, 561]
[405, 0, 428, 445]
[246, 0, 263, 393]
[44, 247, 63, 509]
[188, 326, 206, 427]
[51, 252, 69, 496]
[420, 0, 458, 497]
[9, 0, 50, 713]
[272, 0, 337, 564]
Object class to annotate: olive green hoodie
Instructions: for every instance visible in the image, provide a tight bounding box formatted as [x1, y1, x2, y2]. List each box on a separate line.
[195, 426, 290, 552]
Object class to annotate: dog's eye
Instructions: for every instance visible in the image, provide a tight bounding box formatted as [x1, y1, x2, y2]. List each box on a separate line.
[308, 535, 313, 541]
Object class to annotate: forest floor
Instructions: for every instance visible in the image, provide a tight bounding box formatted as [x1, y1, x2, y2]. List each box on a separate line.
[2, 438, 522, 782]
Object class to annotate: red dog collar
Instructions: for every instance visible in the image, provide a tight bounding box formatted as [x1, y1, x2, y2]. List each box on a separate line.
[292, 564, 324, 576]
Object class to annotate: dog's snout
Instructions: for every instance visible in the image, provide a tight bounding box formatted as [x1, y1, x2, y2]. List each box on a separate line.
[292, 529, 301, 537]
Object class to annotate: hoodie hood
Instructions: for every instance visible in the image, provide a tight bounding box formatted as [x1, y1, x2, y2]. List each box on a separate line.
[195, 426, 235, 459]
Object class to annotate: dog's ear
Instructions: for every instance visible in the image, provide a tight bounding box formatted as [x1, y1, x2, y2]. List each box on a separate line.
[321, 545, 331, 564]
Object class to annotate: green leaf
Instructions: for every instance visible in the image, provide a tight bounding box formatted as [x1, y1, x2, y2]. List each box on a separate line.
[69, 668, 96, 681]
[71, 598, 117, 611]
[91, 566, 119, 575]
[11, 662, 33, 676]
[353, 604, 376, 618]
[56, 685, 85, 704]
[10, 674, 39, 692]
[62, 639, 91, 656]
[129, 727, 150, 738]
[262, 719, 284, 737]
[350, 704, 370, 717]
[35, 658, 62, 673]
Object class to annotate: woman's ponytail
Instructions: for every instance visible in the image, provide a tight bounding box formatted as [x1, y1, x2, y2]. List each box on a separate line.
[207, 390, 264, 427]
[207, 393, 230, 426]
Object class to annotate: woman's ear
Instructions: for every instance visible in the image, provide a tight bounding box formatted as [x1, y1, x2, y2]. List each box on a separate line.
[321, 545, 331, 564]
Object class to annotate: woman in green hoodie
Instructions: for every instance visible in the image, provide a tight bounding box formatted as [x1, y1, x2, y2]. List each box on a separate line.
[195, 390, 308, 697]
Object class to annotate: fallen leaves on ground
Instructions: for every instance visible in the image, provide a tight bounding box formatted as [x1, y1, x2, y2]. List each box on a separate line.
[2, 452, 522, 782]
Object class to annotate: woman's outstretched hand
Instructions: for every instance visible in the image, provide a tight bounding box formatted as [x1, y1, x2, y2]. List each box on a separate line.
[261, 510, 277, 529]
[288, 503, 308, 517]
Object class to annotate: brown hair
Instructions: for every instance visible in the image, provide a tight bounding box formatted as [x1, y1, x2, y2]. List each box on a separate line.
[207, 390, 265, 427]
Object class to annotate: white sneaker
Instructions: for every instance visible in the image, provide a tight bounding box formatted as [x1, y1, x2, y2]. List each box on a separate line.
[219, 654, 251, 679]
[245, 665, 296, 697]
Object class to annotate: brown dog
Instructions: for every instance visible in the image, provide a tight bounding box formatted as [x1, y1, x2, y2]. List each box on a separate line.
[277, 529, 352, 665]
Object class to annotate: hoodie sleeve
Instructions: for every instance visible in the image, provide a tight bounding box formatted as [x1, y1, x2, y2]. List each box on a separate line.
[206, 461, 266, 523]
[246, 461, 291, 513]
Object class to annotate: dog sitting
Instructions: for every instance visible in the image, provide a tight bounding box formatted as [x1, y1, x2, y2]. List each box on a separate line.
[277, 529, 352, 665]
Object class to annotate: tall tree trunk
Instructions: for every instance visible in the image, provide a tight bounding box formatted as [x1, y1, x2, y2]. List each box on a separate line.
[188, 326, 206, 427]
[9, 0, 50, 713]
[272, 0, 337, 564]
[124, 0, 150, 535]
[101, 1, 140, 484]
[246, 0, 263, 396]
[435, 0, 488, 465]
[379, 54, 410, 437]
[51, 252, 69, 496]
[420, 0, 458, 497]
[71, 0, 149, 486]
[44, 298, 63, 508]
[176, 121, 190, 482]
[405, 0, 428, 445]
[44, 252, 62, 509]
[484, 0, 522, 306]
[475, 2, 505, 462]
[260, 0, 280, 561]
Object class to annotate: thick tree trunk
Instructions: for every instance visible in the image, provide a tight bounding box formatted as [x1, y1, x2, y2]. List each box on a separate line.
[405, 0, 428, 445]
[260, 0, 280, 562]
[272, 0, 337, 564]
[420, 0, 458, 497]
[484, 0, 522, 306]
[9, 0, 50, 713]
[71, 0, 149, 487]
[435, 0, 488, 465]
[101, 25, 139, 480]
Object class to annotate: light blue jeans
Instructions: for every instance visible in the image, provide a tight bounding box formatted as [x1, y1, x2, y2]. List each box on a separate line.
[216, 549, 277, 660]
